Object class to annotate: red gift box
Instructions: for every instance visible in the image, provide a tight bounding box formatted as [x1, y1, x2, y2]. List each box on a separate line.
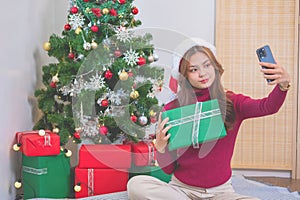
[78, 144, 132, 169]
[74, 167, 128, 198]
[16, 130, 60, 156]
[131, 141, 156, 166]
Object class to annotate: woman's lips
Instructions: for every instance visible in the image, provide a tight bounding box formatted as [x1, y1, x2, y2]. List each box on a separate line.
[200, 79, 208, 84]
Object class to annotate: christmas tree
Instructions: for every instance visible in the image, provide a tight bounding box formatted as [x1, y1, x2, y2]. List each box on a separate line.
[34, 0, 164, 145]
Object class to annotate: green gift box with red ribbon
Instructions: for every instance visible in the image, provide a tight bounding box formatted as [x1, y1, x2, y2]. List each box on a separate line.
[162, 99, 227, 151]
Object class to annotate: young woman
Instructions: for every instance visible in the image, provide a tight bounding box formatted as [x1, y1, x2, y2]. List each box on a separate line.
[127, 39, 290, 200]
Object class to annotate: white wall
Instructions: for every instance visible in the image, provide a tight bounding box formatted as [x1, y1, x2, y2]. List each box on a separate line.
[0, 1, 68, 199]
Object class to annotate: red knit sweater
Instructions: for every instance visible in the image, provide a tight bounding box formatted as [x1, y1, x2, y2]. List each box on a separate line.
[157, 85, 287, 188]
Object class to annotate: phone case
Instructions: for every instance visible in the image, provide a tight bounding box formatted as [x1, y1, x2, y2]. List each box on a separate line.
[256, 45, 275, 82]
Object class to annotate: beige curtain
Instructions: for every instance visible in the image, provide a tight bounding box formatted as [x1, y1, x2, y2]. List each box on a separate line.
[216, 0, 298, 177]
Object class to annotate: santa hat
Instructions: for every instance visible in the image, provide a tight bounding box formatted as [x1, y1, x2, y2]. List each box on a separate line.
[169, 38, 217, 93]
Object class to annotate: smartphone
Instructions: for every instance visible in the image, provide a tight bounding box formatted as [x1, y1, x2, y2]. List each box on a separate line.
[256, 45, 275, 82]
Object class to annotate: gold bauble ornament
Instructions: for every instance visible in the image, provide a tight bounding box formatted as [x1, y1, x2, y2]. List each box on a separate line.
[43, 42, 51, 51]
[75, 27, 82, 34]
[119, 70, 128, 81]
[149, 110, 156, 117]
[52, 75, 59, 83]
[148, 55, 154, 63]
[130, 90, 139, 99]
[102, 8, 109, 14]
[91, 41, 98, 49]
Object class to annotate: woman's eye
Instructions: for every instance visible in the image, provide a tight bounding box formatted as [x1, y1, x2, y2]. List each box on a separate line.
[189, 68, 197, 72]
[204, 63, 211, 68]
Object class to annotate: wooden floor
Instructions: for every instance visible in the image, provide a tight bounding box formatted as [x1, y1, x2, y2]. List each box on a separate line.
[246, 176, 300, 192]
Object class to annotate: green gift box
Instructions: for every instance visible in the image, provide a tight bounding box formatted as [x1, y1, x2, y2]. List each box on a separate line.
[129, 165, 172, 183]
[22, 151, 70, 199]
[162, 99, 227, 151]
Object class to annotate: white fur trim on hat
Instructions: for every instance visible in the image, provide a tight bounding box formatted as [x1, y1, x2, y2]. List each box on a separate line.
[171, 38, 216, 80]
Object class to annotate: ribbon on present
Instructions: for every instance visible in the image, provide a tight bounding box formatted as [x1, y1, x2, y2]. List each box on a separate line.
[88, 169, 94, 196]
[167, 102, 221, 148]
[17, 130, 53, 147]
[22, 166, 48, 175]
[146, 141, 156, 166]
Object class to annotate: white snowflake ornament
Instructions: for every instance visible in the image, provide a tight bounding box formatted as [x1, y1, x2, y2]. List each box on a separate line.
[115, 26, 133, 42]
[69, 13, 85, 30]
[123, 49, 139, 67]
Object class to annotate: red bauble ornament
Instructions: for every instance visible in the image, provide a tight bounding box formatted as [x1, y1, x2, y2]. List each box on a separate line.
[91, 25, 99, 33]
[101, 99, 109, 107]
[131, 7, 139, 15]
[84, 0, 89, 2]
[50, 81, 56, 88]
[137, 57, 146, 66]
[68, 52, 75, 59]
[110, 8, 118, 16]
[114, 50, 122, 57]
[132, 83, 137, 89]
[104, 70, 113, 79]
[73, 132, 81, 139]
[99, 125, 108, 135]
[128, 71, 133, 77]
[130, 115, 137, 123]
[70, 7, 78, 14]
[150, 117, 157, 123]
[64, 24, 71, 31]
[118, 0, 126, 4]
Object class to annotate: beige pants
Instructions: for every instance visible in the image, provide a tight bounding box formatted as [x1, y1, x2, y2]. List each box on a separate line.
[127, 175, 260, 200]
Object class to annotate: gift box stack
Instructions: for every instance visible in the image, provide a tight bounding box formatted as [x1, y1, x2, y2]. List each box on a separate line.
[13, 130, 70, 199]
[129, 140, 172, 183]
[74, 144, 132, 198]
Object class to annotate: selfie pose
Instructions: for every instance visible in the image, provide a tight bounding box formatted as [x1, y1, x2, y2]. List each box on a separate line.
[127, 39, 290, 200]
